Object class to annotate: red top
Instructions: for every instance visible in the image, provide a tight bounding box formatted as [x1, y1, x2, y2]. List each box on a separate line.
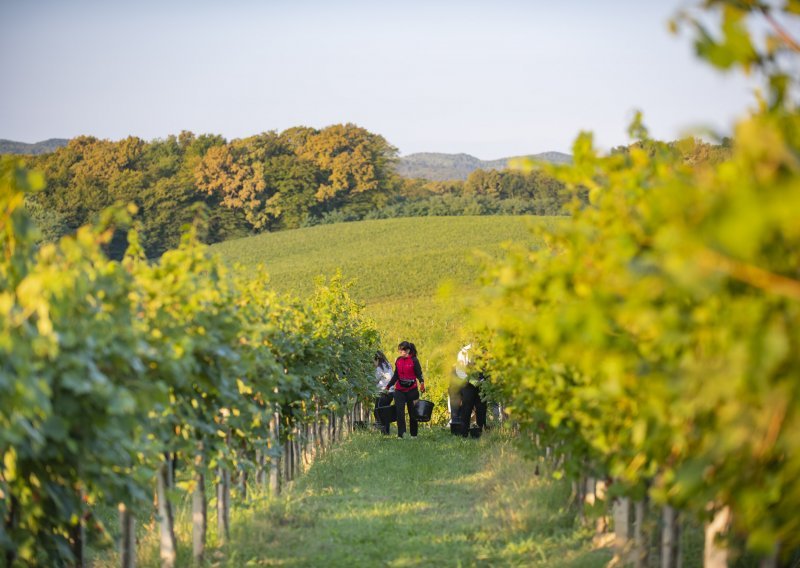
[388, 355, 424, 392]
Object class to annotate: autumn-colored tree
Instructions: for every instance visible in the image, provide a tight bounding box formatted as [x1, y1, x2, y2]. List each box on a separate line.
[464, 169, 503, 198]
[194, 143, 270, 228]
[278, 126, 318, 153]
[297, 123, 398, 210]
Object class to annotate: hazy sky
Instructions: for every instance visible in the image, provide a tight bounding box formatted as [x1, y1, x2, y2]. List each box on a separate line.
[1, 0, 757, 157]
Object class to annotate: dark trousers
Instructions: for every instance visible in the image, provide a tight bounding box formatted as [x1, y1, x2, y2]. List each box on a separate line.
[448, 384, 463, 425]
[459, 383, 487, 437]
[374, 393, 392, 434]
[394, 389, 419, 438]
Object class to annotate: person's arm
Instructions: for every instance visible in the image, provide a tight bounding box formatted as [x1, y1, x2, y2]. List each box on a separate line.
[455, 348, 470, 379]
[385, 361, 399, 390]
[414, 358, 425, 392]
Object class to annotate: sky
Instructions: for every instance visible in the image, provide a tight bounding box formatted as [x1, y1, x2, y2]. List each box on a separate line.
[1, 0, 759, 158]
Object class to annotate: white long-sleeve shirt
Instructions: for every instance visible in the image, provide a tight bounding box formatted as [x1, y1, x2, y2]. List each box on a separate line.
[455, 344, 473, 380]
[375, 363, 394, 391]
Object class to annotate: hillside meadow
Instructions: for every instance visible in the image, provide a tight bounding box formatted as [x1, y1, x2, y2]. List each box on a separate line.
[211, 215, 560, 418]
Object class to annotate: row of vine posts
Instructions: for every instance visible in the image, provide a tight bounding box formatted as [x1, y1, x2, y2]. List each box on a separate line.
[140, 397, 369, 568]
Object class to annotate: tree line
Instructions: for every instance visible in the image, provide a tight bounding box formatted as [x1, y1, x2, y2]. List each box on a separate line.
[19, 124, 398, 258]
[0, 126, 601, 258]
[8, 122, 731, 259]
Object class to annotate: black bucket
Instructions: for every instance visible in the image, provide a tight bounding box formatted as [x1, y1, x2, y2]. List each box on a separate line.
[376, 405, 396, 424]
[414, 400, 434, 422]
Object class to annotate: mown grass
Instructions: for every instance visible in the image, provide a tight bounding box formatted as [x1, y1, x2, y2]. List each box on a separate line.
[96, 428, 611, 567]
[223, 429, 610, 567]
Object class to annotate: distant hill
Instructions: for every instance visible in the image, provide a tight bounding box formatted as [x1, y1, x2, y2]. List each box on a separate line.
[0, 138, 69, 155]
[397, 151, 572, 181]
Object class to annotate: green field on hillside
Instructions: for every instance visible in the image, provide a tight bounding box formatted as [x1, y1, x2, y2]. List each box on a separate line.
[212, 216, 559, 414]
[211, 216, 556, 301]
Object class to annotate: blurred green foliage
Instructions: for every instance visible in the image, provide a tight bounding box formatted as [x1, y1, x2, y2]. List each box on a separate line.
[473, 0, 800, 559]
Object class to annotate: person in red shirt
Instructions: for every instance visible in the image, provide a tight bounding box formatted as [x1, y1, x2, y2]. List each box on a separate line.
[385, 341, 425, 439]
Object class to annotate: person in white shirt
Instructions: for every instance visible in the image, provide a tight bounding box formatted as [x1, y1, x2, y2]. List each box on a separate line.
[448, 343, 471, 432]
[455, 343, 473, 381]
[455, 343, 488, 437]
[373, 350, 394, 435]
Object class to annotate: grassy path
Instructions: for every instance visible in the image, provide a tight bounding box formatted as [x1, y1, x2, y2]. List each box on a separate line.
[221, 428, 611, 567]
